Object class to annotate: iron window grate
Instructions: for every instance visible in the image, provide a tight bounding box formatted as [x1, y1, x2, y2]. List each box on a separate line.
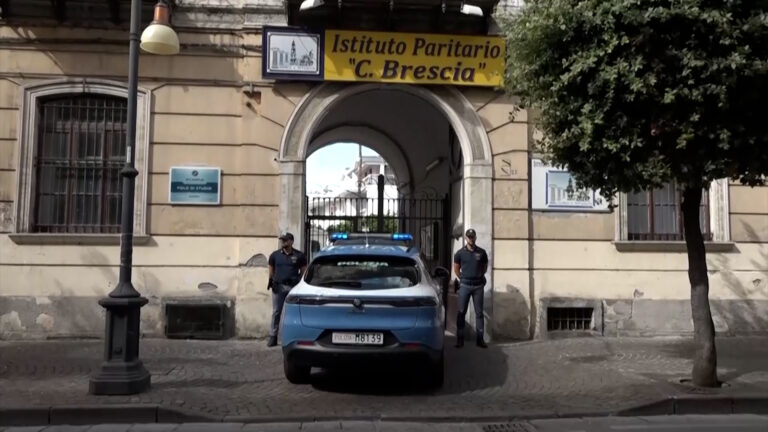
[626, 183, 712, 241]
[547, 307, 594, 331]
[33, 94, 127, 233]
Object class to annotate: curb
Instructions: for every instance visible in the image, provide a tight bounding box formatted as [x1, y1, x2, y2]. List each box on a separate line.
[616, 396, 768, 416]
[2, 396, 767, 427]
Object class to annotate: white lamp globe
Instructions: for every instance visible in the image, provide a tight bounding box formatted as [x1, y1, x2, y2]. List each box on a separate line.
[140, 23, 179, 55]
[140, 2, 180, 55]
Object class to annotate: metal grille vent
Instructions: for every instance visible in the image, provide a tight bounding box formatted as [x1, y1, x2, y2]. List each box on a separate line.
[482, 423, 536, 432]
[165, 303, 231, 340]
[547, 307, 594, 331]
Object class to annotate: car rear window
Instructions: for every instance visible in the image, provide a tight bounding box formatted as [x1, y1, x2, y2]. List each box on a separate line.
[304, 255, 419, 289]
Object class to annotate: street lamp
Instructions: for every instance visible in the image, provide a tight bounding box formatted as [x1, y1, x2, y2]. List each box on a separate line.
[89, 0, 179, 396]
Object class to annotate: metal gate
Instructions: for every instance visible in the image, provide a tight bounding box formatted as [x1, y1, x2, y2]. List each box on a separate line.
[304, 177, 449, 270]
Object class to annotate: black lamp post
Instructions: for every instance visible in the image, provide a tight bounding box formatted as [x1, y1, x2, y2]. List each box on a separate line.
[89, 0, 179, 395]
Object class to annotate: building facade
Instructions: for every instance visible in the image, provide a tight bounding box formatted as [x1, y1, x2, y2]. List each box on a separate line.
[1, 0, 766, 340]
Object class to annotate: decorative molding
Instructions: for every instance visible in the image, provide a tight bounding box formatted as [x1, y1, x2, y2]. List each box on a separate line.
[613, 241, 736, 253]
[14, 78, 150, 238]
[9, 234, 152, 246]
[277, 82, 495, 338]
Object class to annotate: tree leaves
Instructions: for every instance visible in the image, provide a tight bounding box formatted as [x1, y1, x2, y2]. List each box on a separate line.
[502, 0, 768, 196]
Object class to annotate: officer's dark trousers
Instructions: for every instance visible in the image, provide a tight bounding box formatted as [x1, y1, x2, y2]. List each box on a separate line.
[457, 282, 485, 338]
[270, 284, 291, 338]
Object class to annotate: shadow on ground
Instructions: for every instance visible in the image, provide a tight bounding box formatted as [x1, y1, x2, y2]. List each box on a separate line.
[307, 335, 508, 396]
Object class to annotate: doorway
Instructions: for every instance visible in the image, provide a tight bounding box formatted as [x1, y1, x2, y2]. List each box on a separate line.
[279, 83, 493, 337]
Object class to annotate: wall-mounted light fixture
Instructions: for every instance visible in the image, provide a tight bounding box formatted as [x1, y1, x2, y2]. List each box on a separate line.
[460, 2, 484, 17]
[140, 0, 180, 55]
[425, 157, 444, 174]
[299, 0, 325, 11]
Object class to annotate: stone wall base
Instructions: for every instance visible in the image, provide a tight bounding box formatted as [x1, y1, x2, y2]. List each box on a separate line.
[3, 294, 767, 340]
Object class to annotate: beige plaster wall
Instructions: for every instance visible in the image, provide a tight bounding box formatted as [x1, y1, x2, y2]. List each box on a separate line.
[0, 27, 289, 339]
[484, 95, 768, 339]
[2, 26, 767, 340]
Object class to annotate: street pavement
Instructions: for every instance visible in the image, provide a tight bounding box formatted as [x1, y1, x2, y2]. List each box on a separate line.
[2, 415, 768, 432]
[1, 336, 767, 423]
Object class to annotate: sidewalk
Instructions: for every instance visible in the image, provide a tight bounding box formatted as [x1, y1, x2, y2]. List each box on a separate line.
[3, 415, 768, 432]
[1, 336, 767, 425]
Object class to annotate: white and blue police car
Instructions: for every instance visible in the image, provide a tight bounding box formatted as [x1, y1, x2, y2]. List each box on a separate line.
[280, 233, 446, 387]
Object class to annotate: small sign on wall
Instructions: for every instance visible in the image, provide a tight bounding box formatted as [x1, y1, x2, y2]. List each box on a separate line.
[262, 27, 324, 80]
[169, 166, 221, 205]
[531, 159, 609, 211]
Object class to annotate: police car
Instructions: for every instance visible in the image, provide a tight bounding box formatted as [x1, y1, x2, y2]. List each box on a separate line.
[280, 233, 447, 387]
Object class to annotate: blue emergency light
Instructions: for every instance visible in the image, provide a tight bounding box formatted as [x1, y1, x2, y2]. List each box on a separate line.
[329, 232, 412, 244]
[329, 232, 349, 241]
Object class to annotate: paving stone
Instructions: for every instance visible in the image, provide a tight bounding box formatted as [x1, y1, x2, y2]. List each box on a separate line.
[85, 425, 133, 432]
[240, 424, 301, 432]
[299, 422, 341, 431]
[127, 425, 179, 432]
[528, 418, 588, 432]
[3, 427, 47, 432]
[637, 414, 768, 425]
[0, 338, 766, 421]
[39, 427, 91, 432]
[171, 424, 243, 432]
[338, 421, 376, 432]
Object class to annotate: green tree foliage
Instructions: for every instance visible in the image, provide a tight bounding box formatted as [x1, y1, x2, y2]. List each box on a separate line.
[504, 0, 767, 193]
[503, 0, 768, 387]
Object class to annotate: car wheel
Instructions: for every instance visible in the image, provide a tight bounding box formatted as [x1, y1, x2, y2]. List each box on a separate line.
[284, 357, 311, 384]
[426, 354, 444, 388]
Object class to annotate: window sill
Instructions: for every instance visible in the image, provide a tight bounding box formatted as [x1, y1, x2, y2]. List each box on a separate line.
[614, 241, 736, 253]
[9, 233, 151, 246]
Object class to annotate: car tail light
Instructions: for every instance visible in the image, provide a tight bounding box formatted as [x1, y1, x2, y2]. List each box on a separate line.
[415, 297, 438, 307]
[403, 343, 421, 349]
[297, 341, 314, 346]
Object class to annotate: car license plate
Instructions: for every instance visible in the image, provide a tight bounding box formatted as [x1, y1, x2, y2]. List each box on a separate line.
[331, 332, 384, 345]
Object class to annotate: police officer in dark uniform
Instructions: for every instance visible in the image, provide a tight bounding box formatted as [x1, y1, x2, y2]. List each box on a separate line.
[453, 228, 489, 348]
[267, 232, 307, 347]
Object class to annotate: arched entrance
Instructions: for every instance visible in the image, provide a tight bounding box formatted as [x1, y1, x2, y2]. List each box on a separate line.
[278, 83, 494, 337]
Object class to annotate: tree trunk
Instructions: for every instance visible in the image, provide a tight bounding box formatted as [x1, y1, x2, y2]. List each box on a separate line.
[681, 186, 719, 387]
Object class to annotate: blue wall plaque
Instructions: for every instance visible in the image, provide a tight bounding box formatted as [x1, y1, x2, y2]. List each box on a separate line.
[169, 166, 221, 205]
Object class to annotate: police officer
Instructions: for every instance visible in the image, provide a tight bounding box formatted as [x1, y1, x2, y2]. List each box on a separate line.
[267, 232, 307, 347]
[453, 228, 489, 348]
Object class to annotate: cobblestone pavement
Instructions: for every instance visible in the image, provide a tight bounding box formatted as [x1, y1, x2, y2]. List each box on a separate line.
[1, 337, 767, 421]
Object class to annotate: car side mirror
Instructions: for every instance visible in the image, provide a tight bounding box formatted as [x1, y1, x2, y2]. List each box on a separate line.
[432, 266, 450, 279]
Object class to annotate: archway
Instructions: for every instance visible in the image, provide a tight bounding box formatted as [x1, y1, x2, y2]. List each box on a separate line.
[278, 82, 494, 337]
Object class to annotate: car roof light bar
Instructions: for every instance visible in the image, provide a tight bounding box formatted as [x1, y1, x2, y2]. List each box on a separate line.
[328, 232, 413, 243]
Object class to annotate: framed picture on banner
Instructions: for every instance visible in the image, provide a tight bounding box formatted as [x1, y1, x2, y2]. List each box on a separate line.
[531, 159, 610, 211]
[262, 27, 324, 80]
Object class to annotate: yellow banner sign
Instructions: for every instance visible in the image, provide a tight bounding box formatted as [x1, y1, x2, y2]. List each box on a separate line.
[324, 30, 505, 87]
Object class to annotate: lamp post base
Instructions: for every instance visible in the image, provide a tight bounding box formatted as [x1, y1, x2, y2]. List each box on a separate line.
[89, 360, 151, 395]
[89, 295, 151, 395]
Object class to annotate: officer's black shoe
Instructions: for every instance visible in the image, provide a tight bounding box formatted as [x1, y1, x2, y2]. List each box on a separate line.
[476, 338, 488, 349]
[455, 334, 464, 348]
[267, 336, 277, 347]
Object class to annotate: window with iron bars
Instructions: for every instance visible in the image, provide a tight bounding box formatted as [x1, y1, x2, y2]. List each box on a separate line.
[626, 183, 712, 241]
[33, 94, 127, 233]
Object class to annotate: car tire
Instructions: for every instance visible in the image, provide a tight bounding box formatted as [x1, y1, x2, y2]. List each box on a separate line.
[427, 353, 444, 388]
[284, 358, 311, 384]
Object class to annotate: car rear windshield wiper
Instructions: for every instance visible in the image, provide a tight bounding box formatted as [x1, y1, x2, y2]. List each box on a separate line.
[317, 280, 363, 288]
